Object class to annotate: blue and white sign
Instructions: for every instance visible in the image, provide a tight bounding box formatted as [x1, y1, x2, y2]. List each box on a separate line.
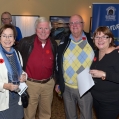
[92, 3, 119, 45]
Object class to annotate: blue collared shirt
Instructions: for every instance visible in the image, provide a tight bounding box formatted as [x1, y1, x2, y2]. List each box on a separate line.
[69, 32, 86, 42]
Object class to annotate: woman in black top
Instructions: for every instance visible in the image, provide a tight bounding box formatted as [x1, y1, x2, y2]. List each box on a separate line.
[90, 26, 119, 119]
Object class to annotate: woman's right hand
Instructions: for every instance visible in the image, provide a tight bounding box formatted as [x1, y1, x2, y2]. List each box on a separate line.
[3, 83, 19, 91]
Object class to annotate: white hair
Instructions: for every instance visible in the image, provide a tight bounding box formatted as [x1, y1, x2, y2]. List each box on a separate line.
[34, 17, 52, 30]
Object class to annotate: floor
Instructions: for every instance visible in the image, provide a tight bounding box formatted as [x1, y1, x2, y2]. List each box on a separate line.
[22, 90, 119, 119]
[36, 91, 96, 119]
[35, 91, 119, 119]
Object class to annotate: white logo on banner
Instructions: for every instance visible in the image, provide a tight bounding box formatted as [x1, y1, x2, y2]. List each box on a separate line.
[105, 6, 116, 21]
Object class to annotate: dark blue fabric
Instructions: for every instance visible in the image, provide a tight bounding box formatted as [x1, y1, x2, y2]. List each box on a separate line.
[92, 4, 119, 45]
[15, 26, 22, 41]
[0, 91, 23, 119]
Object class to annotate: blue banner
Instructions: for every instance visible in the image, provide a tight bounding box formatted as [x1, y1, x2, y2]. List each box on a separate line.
[92, 3, 119, 45]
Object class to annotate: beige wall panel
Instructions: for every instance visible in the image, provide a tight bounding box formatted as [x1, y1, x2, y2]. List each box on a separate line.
[0, 0, 118, 32]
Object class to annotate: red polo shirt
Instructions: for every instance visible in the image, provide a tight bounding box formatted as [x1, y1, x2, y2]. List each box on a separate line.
[26, 36, 54, 80]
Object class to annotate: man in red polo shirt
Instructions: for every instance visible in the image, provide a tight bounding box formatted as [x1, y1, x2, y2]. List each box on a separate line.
[16, 17, 57, 119]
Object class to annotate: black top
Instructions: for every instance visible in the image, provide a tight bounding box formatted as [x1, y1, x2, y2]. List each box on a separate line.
[91, 49, 119, 102]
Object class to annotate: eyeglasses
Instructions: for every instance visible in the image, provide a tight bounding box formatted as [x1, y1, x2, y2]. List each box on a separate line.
[0, 34, 14, 39]
[69, 21, 84, 26]
[1, 18, 10, 21]
[94, 36, 109, 40]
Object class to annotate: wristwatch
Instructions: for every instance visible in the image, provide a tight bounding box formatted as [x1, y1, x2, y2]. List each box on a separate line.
[102, 72, 106, 80]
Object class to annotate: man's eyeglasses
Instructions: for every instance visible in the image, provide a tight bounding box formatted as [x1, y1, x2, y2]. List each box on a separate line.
[1, 18, 10, 21]
[69, 21, 84, 26]
[0, 34, 14, 39]
[94, 36, 110, 40]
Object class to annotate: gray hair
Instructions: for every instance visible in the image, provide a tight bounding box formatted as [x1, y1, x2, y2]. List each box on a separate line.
[34, 17, 52, 30]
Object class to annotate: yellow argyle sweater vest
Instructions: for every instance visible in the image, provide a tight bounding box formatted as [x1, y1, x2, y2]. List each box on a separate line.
[63, 39, 94, 89]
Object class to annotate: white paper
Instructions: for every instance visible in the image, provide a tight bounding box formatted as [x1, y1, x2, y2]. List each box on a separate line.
[77, 68, 95, 97]
[18, 82, 28, 95]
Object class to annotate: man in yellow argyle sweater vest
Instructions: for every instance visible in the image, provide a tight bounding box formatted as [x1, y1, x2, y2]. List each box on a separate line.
[63, 37, 94, 89]
[55, 14, 95, 119]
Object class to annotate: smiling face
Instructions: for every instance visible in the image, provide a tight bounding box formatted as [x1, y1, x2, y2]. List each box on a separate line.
[69, 15, 84, 40]
[0, 28, 15, 52]
[36, 22, 51, 43]
[94, 32, 112, 50]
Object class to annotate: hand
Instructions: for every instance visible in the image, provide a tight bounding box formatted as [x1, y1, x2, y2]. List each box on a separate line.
[55, 85, 60, 93]
[115, 46, 119, 53]
[3, 83, 19, 91]
[19, 74, 26, 82]
[89, 69, 105, 78]
[115, 46, 119, 50]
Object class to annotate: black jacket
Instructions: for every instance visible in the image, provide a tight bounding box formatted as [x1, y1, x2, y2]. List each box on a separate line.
[56, 32, 94, 94]
[15, 34, 58, 79]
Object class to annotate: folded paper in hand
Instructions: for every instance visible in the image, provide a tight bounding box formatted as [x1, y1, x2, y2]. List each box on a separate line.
[18, 82, 28, 95]
[77, 68, 95, 97]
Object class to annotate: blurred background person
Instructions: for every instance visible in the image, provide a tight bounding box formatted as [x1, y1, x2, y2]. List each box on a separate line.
[51, 19, 70, 43]
[0, 24, 27, 119]
[1, 11, 22, 43]
[51, 21, 58, 30]
[90, 26, 119, 119]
